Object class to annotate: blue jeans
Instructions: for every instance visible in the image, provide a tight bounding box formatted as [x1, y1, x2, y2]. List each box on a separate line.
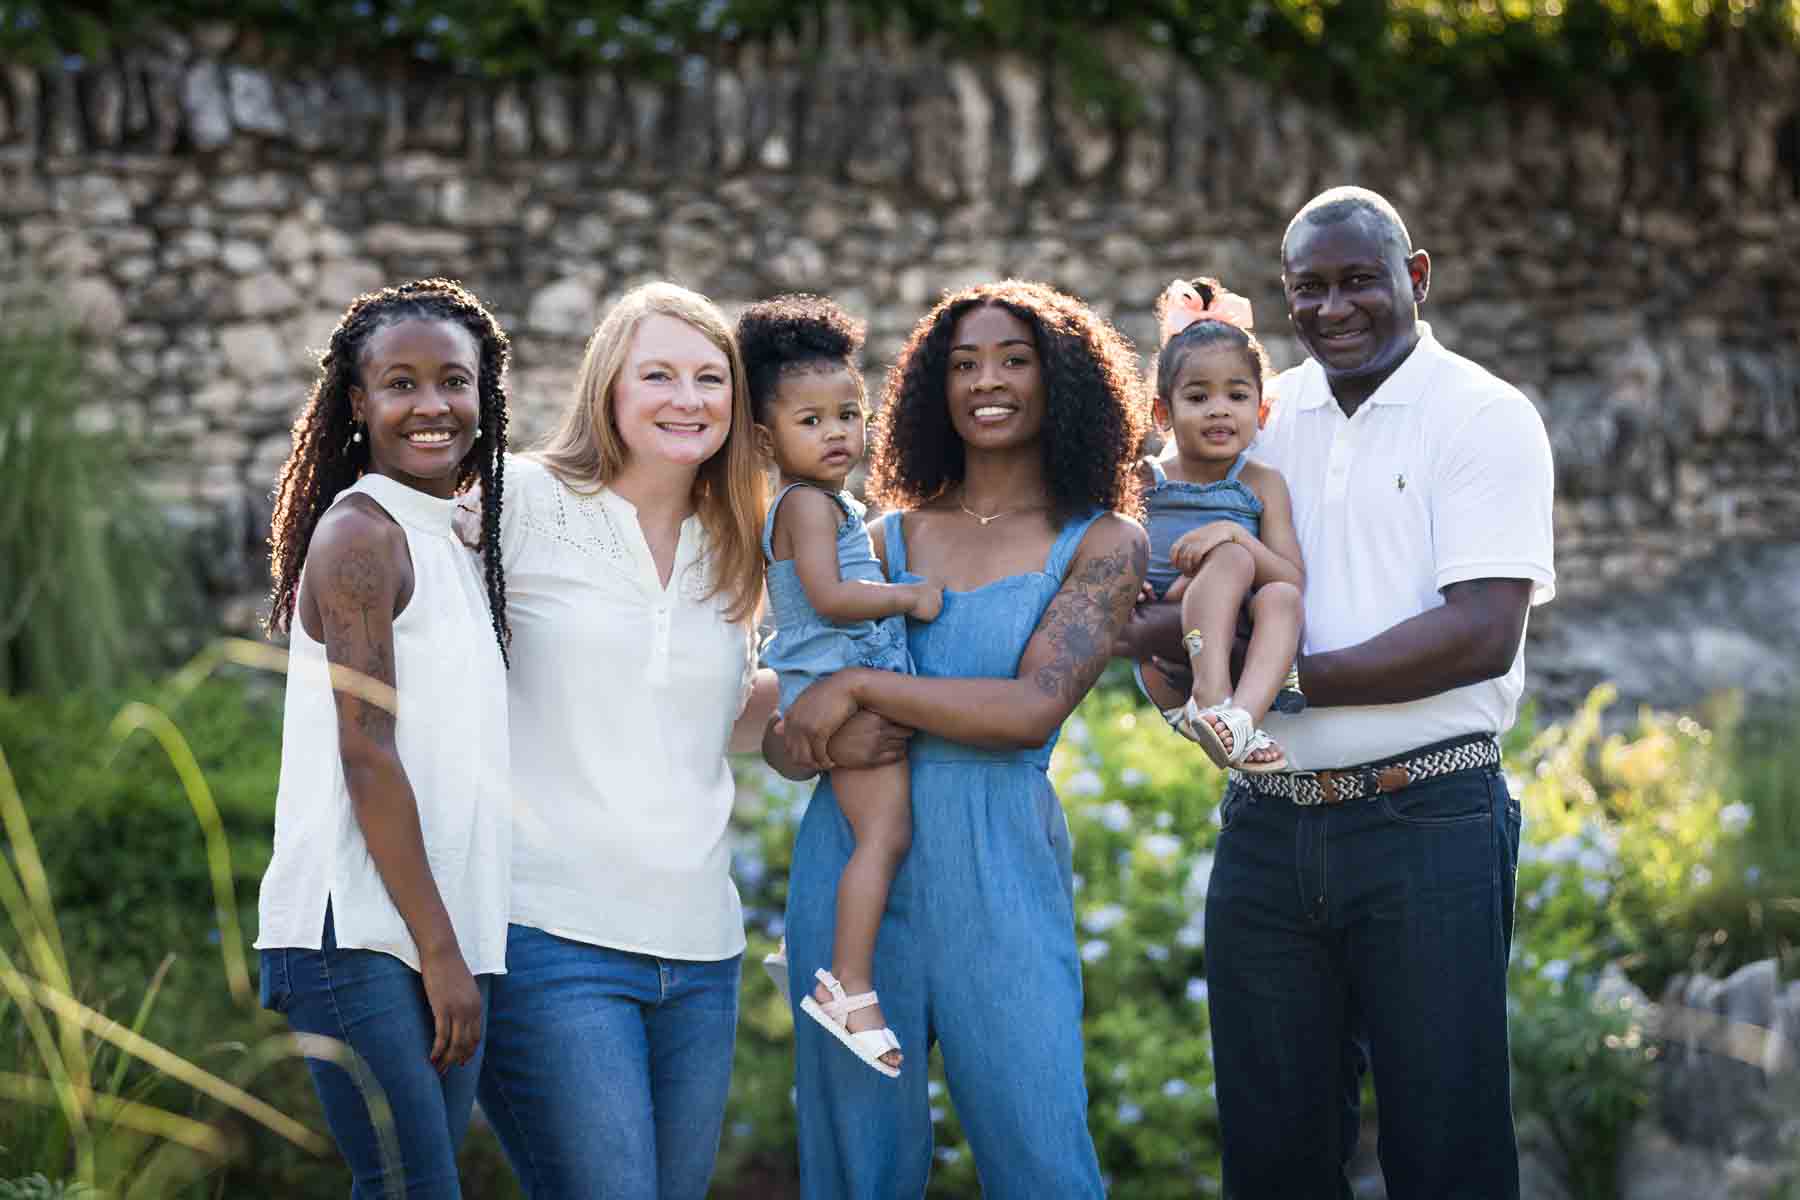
[260, 911, 490, 1199]
[475, 924, 741, 1199]
[1205, 764, 1522, 1200]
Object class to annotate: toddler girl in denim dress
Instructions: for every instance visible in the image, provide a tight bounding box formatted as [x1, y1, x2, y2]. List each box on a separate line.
[739, 296, 942, 1078]
[1133, 278, 1306, 773]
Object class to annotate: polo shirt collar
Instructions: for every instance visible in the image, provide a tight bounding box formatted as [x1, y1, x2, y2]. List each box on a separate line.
[1294, 322, 1440, 411]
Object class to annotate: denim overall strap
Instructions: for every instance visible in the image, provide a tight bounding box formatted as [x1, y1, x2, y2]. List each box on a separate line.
[763, 482, 852, 562]
[1225, 452, 1249, 483]
[1043, 509, 1105, 581]
[1148, 458, 1167, 485]
[879, 510, 908, 580]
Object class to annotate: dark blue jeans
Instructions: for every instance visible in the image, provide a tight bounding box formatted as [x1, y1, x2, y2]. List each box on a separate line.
[1205, 764, 1521, 1200]
[260, 910, 490, 1199]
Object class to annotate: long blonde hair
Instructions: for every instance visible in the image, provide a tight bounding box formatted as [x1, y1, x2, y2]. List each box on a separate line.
[537, 282, 766, 623]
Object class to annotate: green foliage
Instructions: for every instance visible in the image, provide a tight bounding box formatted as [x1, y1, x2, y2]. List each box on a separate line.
[0, 306, 196, 696]
[2, 664, 1795, 1194]
[2, 0, 1795, 122]
[0, 1178, 99, 1200]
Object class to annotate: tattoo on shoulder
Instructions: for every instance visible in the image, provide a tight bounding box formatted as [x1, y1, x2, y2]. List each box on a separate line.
[1032, 535, 1148, 703]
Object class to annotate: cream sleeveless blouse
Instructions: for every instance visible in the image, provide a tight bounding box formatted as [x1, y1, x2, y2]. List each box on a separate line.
[255, 473, 511, 975]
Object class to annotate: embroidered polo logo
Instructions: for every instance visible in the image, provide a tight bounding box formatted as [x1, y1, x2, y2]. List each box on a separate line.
[1396, 474, 1406, 492]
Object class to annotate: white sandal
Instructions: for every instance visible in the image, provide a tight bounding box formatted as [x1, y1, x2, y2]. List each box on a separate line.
[762, 938, 790, 1006]
[1177, 698, 1288, 774]
[799, 969, 902, 1078]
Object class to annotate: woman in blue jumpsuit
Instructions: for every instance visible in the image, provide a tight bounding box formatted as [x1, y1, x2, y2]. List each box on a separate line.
[773, 281, 1150, 1199]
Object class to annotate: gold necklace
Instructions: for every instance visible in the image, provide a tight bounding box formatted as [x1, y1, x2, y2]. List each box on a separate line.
[957, 493, 1040, 526]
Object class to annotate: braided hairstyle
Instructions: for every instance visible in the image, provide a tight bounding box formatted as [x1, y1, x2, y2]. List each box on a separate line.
[1152, 277, 1275, 428]
[265, 278, 512, 665]
[871, 280, 1146, 526]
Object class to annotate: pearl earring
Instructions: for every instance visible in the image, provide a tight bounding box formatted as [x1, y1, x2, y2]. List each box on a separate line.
[474, 427, 482, 440]
[351, 427, 362, 443]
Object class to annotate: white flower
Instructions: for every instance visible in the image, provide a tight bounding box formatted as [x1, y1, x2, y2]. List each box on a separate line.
[930, 1106, 946, 1124]
[1083, 903, 1127, 934]
[1066, 717, 1091, 745]
[1067, 770, 1104, 797]
[1540, 959, 1570, 984]
[1581, 877, 1611, 903]
[1144, 943, 1169, 962]
[1096, 801, 1132, 832]
[1718, 802, 1751, 835]
[929, 1080, 944, 1099]
[1120, 766, 1147, 787]
[936, 1147, 963, 1165]
[1117, 1102, 1143, 1125]
[1081, 939, 1111, 963]
[1162, 1078, 1191, 1098]
[1175, 919, 1205, 949]
[1576, 847, 1612, 874]
[1142, 833, 1182, 861]
[1185, 977, 1210, 1004]
[1072, 872, 1085, 893]
[1690, 864, 1713, 888]
[1183, 852, 1215, 905]
[1155, 809, 1173, 828]
[1541, 835, 1582, 865]
[1746, 865, 1763, 885]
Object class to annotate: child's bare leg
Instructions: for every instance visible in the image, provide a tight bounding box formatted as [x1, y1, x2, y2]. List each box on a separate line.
[816, 762, 911, 1071]
[1231, 582, 1303, 768]
[1179, 543, 1256, 710]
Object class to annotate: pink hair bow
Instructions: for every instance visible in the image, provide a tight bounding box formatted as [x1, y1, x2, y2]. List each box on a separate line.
[1159, 280, 1255, 344]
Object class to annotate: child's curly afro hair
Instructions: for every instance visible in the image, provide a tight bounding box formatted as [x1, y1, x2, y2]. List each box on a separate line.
[736, 293, 868, 423]
[870, 280, 1146, 525]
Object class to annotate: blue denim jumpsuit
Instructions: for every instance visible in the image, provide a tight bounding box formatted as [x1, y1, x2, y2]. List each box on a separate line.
[1142, 452, 1263, 600]
[762, 483, 912, 713]
[785, 509, 1107, 1200]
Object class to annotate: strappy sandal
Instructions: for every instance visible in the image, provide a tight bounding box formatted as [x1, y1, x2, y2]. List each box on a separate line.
[1132, 660, 1188, 733]
[762, 938, 790, 1006]
[1176, 698, 1289, 775]
[799, 969, 902, 1078]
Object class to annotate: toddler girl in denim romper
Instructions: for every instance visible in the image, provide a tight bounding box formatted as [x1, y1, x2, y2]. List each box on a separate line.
[739, 296, 942, 1078]
[1134, 278, 1307, 772]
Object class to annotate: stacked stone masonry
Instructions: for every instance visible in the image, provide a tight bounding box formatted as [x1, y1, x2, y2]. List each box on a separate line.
[2, 30, 1798, 705]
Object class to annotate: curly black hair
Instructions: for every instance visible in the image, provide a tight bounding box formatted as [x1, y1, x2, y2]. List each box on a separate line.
[870, 280, 1146, 525]
[265, 278, 512, 665]
[1152, 276, 1275, 410]
[736, 293, 867, 423]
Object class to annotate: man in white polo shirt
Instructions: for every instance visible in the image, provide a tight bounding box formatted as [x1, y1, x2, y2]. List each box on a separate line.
[1203, 187, 1554, 1198]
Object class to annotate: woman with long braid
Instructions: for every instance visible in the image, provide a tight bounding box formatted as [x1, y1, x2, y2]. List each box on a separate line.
[256, 278, 513, 1198]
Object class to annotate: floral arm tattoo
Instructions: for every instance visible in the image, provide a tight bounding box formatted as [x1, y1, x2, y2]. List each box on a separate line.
[317, 535, 401, 743]
[1031, 534, 1149, 704]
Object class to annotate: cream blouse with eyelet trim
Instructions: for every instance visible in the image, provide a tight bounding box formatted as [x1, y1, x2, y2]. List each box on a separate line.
[499, 455, 757, 962]
[255, 472, 511, 976]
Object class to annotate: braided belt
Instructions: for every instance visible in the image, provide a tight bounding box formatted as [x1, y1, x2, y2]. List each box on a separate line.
[1230, 734, 1501, 807]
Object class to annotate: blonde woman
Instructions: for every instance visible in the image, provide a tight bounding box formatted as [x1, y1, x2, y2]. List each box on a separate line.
[471, 283, 779, 1198]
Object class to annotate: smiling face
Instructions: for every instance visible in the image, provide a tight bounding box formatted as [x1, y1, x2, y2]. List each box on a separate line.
[759, 365, 867, 489]
[1283, 211, 1429, 405]
[945, 303, 1046, 452]
[610, 312, 733, 471]
[1159, 341, 1261, 470]
[351, 317, 481, 498]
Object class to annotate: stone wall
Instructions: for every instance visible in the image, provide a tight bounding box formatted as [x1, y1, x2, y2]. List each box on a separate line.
[3, 29, 1798, 707]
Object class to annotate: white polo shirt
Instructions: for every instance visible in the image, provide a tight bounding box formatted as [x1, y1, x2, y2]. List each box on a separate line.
[1253, 324, 1555, 770]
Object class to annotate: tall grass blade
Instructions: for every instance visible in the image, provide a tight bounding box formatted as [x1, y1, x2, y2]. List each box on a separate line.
[0, 1071, 231, 1157]
[105, 954, 174, 1098]
[5, 971, 330, 1154]
[102, 705, 251, 1007]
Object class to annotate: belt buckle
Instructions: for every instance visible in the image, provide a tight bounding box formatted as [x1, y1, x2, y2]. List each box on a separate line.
[1288, 770, 1324, 806]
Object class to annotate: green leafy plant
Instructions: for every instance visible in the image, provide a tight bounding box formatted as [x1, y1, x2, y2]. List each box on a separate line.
[3, 0, 1795, 124]
[0, 304, 195, 695]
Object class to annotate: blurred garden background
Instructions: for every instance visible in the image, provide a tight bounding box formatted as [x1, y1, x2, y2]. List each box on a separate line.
[3, 0, 1800, 1195]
